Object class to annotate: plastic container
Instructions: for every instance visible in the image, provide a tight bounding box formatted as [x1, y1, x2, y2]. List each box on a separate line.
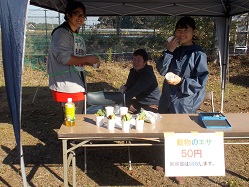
[65, 98, 75, 126]
[165, 72, 175, 81]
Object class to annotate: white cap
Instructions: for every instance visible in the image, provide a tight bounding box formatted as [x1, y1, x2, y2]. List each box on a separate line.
[67, 98, 72, 102]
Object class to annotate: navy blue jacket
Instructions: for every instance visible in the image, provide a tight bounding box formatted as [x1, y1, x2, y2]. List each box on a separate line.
[125, 64, 160, 106]
[156, 45, 209, 114]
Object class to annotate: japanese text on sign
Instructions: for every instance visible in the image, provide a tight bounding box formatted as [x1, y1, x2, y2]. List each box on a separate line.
[164, 132, 225, 177]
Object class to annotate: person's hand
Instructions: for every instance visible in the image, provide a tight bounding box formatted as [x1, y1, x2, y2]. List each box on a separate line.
[166, 74, 182, 85]
[85, 55, 99, 66]
[92, 55, 102, 68]
[93, 62, 100, 69]
[166, 36, 179, 52]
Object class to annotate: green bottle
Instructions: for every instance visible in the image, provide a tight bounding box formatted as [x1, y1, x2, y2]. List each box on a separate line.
[65, 98, 75, 126]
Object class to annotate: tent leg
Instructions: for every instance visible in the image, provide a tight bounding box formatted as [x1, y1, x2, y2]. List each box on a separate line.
[20, 145, 27, 187]
[221, 89, 224, 113]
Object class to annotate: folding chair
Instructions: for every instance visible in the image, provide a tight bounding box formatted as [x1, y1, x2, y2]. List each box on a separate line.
[203, 91, 215, 112]
[84, 91, 126, 114]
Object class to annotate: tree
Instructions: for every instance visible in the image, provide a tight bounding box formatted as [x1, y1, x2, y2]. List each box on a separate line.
[98, 16, 159, 29]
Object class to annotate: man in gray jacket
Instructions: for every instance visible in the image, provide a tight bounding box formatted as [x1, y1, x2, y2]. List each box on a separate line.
[47, 1, 99, 113]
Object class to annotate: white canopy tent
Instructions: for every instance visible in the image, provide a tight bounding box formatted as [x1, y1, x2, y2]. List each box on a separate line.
[1, 0, 249, 186]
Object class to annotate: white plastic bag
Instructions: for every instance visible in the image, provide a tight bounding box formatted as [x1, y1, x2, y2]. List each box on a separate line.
[141, 109, 162, 124]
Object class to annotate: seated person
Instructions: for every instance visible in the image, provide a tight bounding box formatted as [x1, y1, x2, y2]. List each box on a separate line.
[119, 49, 160, 114]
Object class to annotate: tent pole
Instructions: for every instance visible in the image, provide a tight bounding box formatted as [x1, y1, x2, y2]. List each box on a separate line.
[215, 17, 231, 113]
[221, 18, 231, 113]
[20, 145, 27, 187]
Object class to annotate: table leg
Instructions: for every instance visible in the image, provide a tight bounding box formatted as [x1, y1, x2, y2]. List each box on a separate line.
[72, 151, 76, 187]
[84, 147, 87, 173]
[63, 140, 68, 187]
[127, 141, 132, 170]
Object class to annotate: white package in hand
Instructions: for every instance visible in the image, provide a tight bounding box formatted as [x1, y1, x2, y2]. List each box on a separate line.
[165, 72, 175, 81]
[167, 36, 174, 42]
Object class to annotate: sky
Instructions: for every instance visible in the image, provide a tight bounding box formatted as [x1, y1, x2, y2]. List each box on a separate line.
[28, 5, 99, 25]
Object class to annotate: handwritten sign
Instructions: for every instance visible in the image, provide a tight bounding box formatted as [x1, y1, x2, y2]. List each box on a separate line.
[164, 132, 225, 176]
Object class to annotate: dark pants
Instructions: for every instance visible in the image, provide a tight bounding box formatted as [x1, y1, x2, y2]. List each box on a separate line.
[127, 99, 158, 114]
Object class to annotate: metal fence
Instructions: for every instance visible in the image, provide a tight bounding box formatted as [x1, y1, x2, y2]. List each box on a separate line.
[25, 9, 249, 66]
[26, 12, 159, 64]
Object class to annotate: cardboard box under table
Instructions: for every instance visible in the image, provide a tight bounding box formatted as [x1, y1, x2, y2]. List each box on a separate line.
[58, 113, 249, 187]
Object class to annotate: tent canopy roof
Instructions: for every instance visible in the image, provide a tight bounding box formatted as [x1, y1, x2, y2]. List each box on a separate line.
[30, 0, 249, 17]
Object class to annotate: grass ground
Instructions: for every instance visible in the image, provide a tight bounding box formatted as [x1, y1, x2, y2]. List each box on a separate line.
[0, 56, 248, 186]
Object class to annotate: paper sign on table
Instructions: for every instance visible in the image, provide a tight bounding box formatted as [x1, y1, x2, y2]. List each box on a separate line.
[164, 132, 225, 177]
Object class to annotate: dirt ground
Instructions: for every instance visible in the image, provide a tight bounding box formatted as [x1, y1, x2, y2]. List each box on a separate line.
[0, 57, 249, 186]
